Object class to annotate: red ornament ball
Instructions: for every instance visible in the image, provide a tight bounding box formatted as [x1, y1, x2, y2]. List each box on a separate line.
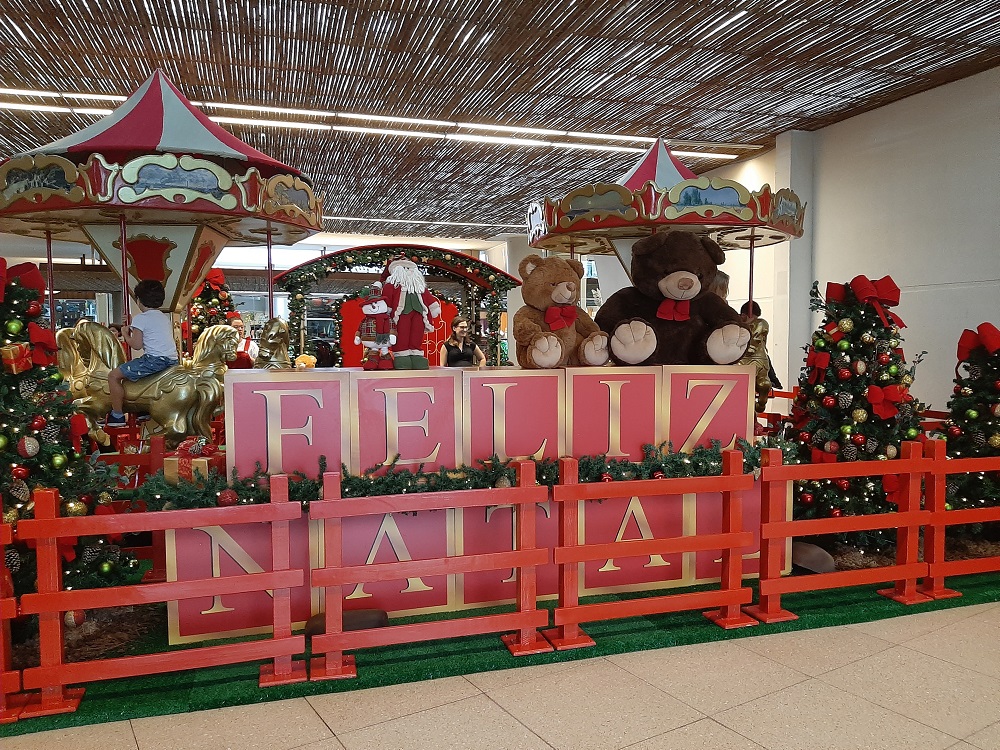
[852, 433, 866, 446]
[600, 472, 613, 482]
[824, 440, 840, 454]
[217, 489, 239, 507]
[798, 431, 812, 444]
[80, 493, 95, 507]
[948, 425, 963, 438]
[955, 385, 963, 394]
[652, 470, 665, 479]
[822, 396, 837, 409]
[17, 436, 40, 458]
[800, 492, 815, 506]
[29, 415, 47, 431]
[208, 307, 219, 316]
[830, 508, 843, 518]
[11, 466, 30, 480]
[995, 380, 1000, 392]
[64, 610, 86, 628]
[837, 368, 852, 381]
[836, 478, 851, 491]
[26, 300, 42, 317]
[878, 353, 892, 365]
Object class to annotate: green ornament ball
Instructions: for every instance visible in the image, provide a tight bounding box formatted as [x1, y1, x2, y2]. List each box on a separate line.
[0, 434, 7, 450]
[813, 339, 826, 349]
[50, 370, 63, 383]
[840, 425, 853, 435]
[906, 427, 920, 439]
[888, 364, 899, 375]
[966, 409, 980, 420]
[5, 319, 24, 335]
[837, 340, 851, 351]
[99, 560, 116, 576]
[51, 453, 67, 469]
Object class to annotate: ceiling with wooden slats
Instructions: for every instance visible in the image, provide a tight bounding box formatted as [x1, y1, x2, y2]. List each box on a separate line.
[1, 0, 998, 240]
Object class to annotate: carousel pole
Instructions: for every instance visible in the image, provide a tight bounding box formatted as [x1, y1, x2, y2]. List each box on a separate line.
[266, 219, 274, 319]
[747, 228, 757, 309]
[119, 215, 131, 357]
[44, 229, 56, 332]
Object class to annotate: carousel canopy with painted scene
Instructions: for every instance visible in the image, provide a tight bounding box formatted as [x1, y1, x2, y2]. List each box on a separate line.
[0, 70, 323, 312]
[527, 138, 806, 276]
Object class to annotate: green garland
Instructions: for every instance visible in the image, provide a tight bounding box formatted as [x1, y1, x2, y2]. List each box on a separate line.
[275, 245, 519, 362]
[119, 439, 798, 510]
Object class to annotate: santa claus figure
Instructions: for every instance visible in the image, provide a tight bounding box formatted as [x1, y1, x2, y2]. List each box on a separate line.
[226, 311, 258, 369]
[380, 255, 441, 370]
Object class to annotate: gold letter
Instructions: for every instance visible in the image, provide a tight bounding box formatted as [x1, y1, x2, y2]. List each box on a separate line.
[598, 379, 630, 458]
[345, 514, 434, 599]
[598, 496, 671, 572]
[372, 386, 441, 465]
[482, 382, 547, 461]
[193, 526, 270, 615]
[251, 388, 324, 474]
[678, 379, 738, 453]
[485, 501, 551, 582]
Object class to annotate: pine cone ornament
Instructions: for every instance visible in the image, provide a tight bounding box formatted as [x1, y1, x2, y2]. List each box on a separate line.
[107, 544, 121, 561]
[4, 547, 20, 572]
[969, 364, 983, 381]
[82, 546, 102, 564]
[841, 444, 858, 461]
[865, 437, 879, 454]
[946, 480, 958, 496]
[974, 432, 987, 449]
[18, 379, 37, 398]
[42, 423, 61, 442]
[834, 355, 850, 369]
[898, 403, 914, 419]
[838, 393, 854, 409]
[10, 479, 29, 503]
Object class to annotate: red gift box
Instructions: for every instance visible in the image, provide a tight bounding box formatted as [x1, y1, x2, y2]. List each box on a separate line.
[1, 342, 32, 374]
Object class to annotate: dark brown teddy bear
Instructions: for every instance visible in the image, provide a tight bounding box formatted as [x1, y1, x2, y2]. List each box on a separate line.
[513, 255, 610, 368]
[594, 231, 750, 366]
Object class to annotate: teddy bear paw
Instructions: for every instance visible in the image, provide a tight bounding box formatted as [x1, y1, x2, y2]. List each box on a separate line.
[530, 334, 563, 368]
[581, 332, 610, 366]
[707, 324, 751, 364]
[610, 321, 657, 364]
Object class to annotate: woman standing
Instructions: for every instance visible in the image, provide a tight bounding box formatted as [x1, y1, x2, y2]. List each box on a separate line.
[439, 316, 486, 367]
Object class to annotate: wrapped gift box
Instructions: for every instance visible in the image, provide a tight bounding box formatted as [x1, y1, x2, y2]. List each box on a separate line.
[1, 342, 32, 374]
[163, 452, 226, 486]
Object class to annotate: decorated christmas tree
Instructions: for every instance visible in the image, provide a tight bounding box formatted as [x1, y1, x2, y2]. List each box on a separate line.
[0, 259, 145, 595]
[943, 322, 1000, 510]
[785, 276, 923, 548]
[186, 268, 236, 346]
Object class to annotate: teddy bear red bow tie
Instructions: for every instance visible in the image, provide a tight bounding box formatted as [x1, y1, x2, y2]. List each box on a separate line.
[545, 305, 578, 330]
[656, 299, 691, 321]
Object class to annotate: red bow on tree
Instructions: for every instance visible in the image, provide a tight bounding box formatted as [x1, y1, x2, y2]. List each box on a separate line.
[544, 305, 578, 330]
[28, 322, 58, 365]
[806, 347, 831, 383]
[70, 413, 90, 453]
[0, 259, 46, 303]
[956, 322, 1000, 362]
[94, 504, 125, 543]
[192, 268, 227, 298]
[827, 275, 905, 329]
[656, 298, 691, 321]
[866, 384, 913, 419]
[810, 447, 838, 463]
[882, 474, 901, 504]
[25, 535, 79, 562]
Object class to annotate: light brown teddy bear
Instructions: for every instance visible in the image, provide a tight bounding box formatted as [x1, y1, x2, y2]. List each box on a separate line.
[513, 255, 610, 369]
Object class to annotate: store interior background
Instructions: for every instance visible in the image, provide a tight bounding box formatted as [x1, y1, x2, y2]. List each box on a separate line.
[1, 63, 997, 413]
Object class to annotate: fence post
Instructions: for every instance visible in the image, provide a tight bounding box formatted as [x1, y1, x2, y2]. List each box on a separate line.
[743, 447, 797, 623]
[259, 475, 307, 686]
[541, 458, 596, 650]
[309, 471, 357, 680]
[1, 519, 23, 723]
[705, 450, 758, 629]
[919, 438, 961, 599]
[877, 441, 932, 604]
[17, 488, 84, 718]
[501, 460, 553, 656]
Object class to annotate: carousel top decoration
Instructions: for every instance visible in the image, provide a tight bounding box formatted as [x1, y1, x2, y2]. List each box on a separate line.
[0, 69, 324, 313]
[526, 138, 806, 278]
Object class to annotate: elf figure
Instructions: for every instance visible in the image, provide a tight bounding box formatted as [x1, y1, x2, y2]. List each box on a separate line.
[380, 255, 441, 370]
[354, 284, 396, 370]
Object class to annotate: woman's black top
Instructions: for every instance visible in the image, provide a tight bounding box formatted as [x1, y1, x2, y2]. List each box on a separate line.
[444, 339, 477, 367]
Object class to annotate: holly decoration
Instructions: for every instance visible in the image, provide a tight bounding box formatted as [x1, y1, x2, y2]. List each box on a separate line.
[784, 276, 923, 551]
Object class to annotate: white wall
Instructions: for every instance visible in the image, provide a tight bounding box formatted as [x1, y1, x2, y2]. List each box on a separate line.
[810, 66, 1000, 410]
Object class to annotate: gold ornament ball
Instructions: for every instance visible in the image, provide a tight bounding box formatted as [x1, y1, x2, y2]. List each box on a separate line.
[814, 384, 827, 395]
[97, 491, 114, 505]
[838, 318, 855, 333]
[889, 338, 900, 348]
[3, 507, 19, 525]
[861, 332, 875, 344]
[987, 434, 1000, 448]
[852, 408, 869, 423]
[901, 373, 913, 385]
[494, 475, 512, 488]
[961, 386, 974, 396]
[853, 360, 868, 376]
[806, 399, 820, 411]
[296, 293, 304, 300]
[61, 500, 88, 517]
[885, 445, 898, 459]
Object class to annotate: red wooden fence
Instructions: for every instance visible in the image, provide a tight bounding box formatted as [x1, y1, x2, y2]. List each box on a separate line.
[307, 461, 553, 680]
[1, 519, 23, 724]
[747, 441, 930, 623]
[542, 451, 758, 650]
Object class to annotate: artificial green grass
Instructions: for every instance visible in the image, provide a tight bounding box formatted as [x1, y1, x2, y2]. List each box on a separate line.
[5, 573, 1000, 737]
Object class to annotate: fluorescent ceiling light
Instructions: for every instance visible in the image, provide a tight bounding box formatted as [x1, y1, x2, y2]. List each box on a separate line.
[672, 149, 739, 159]
[330, 124, 446, 139]
[551, 141, 645, 153]
[567, 131, 658, 143]
[210, 115, 331, 130]
[201, 101, 332, 119]
[447, 133, 552, 147]
[324, 215, 524, 228]
[336, 112, 455, 129]
[456, 122, 567, 137]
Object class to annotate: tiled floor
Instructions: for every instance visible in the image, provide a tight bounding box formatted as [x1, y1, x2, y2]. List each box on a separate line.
[4, 602, 1000, 750]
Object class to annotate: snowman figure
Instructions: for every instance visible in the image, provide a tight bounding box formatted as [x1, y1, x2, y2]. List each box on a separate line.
[354, 284, 396, 370]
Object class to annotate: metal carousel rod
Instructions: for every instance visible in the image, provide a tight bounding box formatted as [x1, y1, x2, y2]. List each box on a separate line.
[45, 229, 56, 332]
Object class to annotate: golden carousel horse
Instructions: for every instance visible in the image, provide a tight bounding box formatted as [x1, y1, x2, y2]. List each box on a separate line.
[57, 322, 238, 447]
[254, 317, 292, 369]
